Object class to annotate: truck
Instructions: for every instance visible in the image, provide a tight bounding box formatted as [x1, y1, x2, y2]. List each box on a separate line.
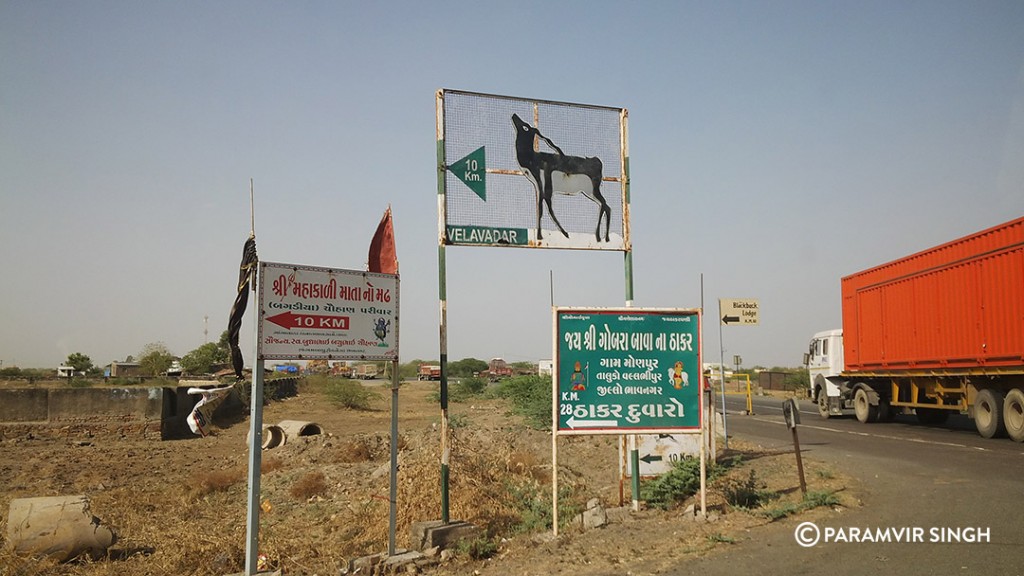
[806, 216, 1024, 441]
[486, 358, 513, 381]
[353, 363, 379, 380]
[418, 364, 441, 381]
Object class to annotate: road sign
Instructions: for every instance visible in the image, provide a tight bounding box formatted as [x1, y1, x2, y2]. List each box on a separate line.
[621, 434, 702, 477]
[258, 261, 398, 361]
[555, 308, 702, 435]
[450, 146, 486, 201]
[783, 398, 801, 429]
[438, 90, 629, 251]
[720, 298, 759, 325]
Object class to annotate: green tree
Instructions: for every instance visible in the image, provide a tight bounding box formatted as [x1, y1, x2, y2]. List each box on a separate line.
[449, 358, 488, 377]
[180, 342, 229, 375]
[138, 342, 174, 376]
[65, 352, 94, 373]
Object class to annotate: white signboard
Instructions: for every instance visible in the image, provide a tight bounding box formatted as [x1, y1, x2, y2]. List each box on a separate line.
[258, 261, 398, 361]
[621, 434, 702, 477]
[439, 90, 629, 252]
[719, 298, 759, 325]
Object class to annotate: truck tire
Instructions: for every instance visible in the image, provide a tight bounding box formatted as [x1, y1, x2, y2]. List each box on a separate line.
[817, 388, 830, 419]
[1004, 388, 1024, 443]
[877, 397, 893, 422]
[854, 388, 878, 424]
[973, 388, 1005, 439]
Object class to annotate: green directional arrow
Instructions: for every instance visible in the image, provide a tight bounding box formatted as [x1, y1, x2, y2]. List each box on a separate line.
[450, 146, 486, 201]
[639, 454, 663, 465]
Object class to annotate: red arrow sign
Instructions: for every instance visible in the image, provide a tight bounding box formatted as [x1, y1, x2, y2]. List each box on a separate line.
[266, 311, 350, 331]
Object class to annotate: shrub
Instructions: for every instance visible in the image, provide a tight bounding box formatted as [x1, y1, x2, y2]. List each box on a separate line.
[451, 376, 487, 401]
[191, 468, 244, 498]
[307, 375, 380, 410]
[290, 471, 328, 500]
[641, 456, 738, 510]
[492, 375, 551, 430]
[759, 490, 841, 521]
[455, 537, 499, 560]
[504, 479, 581, 534]
[723, 470, 777, 509]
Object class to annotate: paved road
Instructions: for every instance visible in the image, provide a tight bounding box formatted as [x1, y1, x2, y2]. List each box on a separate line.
[676, 394, 1024, 576]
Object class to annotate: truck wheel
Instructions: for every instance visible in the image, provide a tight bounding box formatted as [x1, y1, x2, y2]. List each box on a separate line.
[877, 397, 893, 422]
[973, 388, 1005, 439]
[817, 388, 830, 419]
[854, 388, 877, 424]
[1004, 388, 1024, 443]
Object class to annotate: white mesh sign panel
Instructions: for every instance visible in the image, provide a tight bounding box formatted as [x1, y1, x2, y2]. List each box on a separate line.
[440, 90, 628, 251]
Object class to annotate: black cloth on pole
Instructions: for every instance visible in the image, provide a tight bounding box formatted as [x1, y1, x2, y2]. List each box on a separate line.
[228, 235, 257, 380]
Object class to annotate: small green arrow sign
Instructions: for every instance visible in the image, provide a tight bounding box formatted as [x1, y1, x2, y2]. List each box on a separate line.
[450, 146, 486, 201]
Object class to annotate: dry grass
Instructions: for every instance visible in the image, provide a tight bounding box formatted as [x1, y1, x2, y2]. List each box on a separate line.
[289, 471, 328, 500]
[190, 468, 243, 498]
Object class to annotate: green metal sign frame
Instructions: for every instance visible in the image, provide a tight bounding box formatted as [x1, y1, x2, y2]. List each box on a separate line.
[554, 307, 702, 435]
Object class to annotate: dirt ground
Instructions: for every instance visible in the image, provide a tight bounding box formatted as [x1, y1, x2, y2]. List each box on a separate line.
[0, 380, 857, 575]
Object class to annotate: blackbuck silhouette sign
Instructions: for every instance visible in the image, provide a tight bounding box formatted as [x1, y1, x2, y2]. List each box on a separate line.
[438, 90, 629, 251]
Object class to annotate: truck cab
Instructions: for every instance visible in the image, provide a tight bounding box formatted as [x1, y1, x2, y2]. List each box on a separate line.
[806, 329, 846, 417]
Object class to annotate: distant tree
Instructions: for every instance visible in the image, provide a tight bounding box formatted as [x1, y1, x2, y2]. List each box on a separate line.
[0, 366, 22, 378]
[180, 342, 228, 375]
[509, 361, 536, 374]
[65, 352, 94, 373]
[138, 342, 174, 376]
[449, 358, 488, 378]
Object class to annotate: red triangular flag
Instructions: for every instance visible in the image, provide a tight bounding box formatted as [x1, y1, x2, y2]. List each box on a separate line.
[368, 206, 398, 274]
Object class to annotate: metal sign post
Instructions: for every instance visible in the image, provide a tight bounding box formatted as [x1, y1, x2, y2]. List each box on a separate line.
[783, 398, 807, 495]
[717, 298, 759, 449]
[388, 359, 400, 555]
[244, 262, 399, 573]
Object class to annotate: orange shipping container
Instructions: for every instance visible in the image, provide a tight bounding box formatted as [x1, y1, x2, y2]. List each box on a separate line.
[842, 216, 1024, 372]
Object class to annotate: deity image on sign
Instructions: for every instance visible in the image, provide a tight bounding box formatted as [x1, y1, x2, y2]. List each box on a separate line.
[668, 360, 689, 389]
[570, 361, 587, 391]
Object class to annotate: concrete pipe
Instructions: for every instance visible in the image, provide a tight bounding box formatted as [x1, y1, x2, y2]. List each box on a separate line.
[6, 495, 117, 562]
[278, 420, 323, 440]
[245, 425, 286, 450]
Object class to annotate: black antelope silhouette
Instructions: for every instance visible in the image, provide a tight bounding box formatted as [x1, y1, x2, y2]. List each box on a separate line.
[511, 113, 611, 242]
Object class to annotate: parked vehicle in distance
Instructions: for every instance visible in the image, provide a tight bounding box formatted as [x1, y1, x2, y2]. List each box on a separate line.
[806, 216, 1024, 441]
[418, 365, 441, 381]
[353, 364, 379, 380]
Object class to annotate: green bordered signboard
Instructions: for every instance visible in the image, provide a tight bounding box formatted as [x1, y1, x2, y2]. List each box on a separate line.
[554, 308, 702, 435]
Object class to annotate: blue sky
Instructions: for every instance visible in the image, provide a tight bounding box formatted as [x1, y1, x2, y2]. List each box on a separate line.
[2, 1, 1023, 370]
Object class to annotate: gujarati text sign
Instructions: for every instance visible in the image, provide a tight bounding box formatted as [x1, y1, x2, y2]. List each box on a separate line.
[555, 308, 702, 435]
[258, 262, 398, 361]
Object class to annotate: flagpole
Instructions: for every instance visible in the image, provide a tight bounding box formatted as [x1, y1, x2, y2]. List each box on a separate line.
[244, 180, 263, 576]
[249, 178, 255, 236]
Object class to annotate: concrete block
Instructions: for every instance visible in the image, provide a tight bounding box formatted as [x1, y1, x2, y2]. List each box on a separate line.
[383, 550, 423, 566]
[579, 504, 608, 530]
[347, 551, 385, 573]
[410, 520, 481, 551]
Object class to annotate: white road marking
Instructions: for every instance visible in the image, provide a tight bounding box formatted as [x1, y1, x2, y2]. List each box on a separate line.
[748, 416, 991, 451]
